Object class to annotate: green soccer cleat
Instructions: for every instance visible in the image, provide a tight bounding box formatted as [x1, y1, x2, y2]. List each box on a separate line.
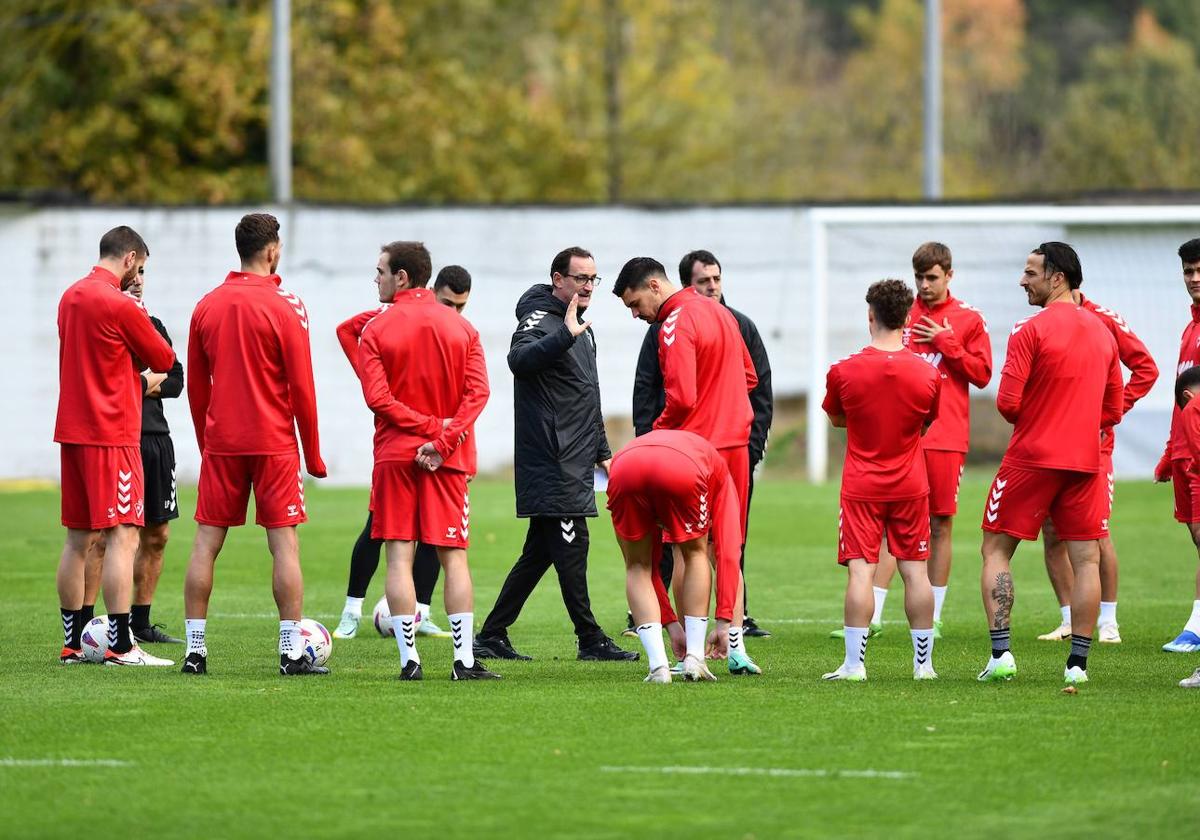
[821, 664, 867, 682]
[829, 622, 883, 639]
[1064, 665, 1088, 685]
[333, 611, 359, 639]
[932, 619, 943, 640]
[728, 650, 762, 676]
[977, 651, 1017, 682]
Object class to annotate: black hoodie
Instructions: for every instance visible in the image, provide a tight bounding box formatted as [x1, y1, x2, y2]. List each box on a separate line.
[508, 284, 611, 517]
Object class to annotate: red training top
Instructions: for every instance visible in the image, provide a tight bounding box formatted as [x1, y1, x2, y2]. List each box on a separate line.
[1164, 304, 1200, 464]
[823, 346, 941, 501]
[652, 287, 756, 449]
[996, 302, 1123, 473]
[188, 271, 325, 477]
[903, 293, 992, 453]
[1182, 397, 1200, 470]
[357, 288, 489, 470]
[55, 266, 176, 447]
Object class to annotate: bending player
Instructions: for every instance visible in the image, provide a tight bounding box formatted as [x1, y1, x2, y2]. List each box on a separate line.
[822, 279, 941, 682]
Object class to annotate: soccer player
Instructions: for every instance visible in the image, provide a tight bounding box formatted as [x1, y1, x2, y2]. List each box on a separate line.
[332, 262, 475, 640]
[978, 243, 1123, 686]
[475, 247, 636, 662]
[182, 213, 327, 676]
[80, 263, 187, 644]
[356, 242, 495, 680]
[1037, 287, 1157, 643]
[608, 429, 745, 683]
[1174, 367, 1200, 687]
[821, 279, 941, 682]
[1158, 238, 1200, 653]
[55, 226, 176, 666]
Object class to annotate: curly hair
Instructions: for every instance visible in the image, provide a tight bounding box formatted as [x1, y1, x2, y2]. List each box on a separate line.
[865, 279, 914, 331]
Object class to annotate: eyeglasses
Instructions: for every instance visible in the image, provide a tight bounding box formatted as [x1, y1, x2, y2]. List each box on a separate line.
[562, 273, 599, 286]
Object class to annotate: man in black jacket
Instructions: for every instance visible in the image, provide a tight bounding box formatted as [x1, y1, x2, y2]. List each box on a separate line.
[475, 246, 637, 662]
[628, 249, 775, 637]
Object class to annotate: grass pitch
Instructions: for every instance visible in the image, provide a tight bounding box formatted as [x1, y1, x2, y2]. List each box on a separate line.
[1, 476, 1198, 838]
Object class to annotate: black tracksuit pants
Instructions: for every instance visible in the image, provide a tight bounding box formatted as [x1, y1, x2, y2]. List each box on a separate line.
[479, 516, 604, 645]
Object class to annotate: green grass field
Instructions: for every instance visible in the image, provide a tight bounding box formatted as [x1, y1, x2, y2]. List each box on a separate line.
[2, 476, 1198, 838]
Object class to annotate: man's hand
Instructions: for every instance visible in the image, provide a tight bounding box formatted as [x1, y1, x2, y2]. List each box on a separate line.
[597, 458, 612, 474]
[416, 442, 445, 472]
[565, 293, 593, 338]
[909, 315, 951, 343]
[306, 457, 327, 479]
[1156, 453, 1174, 483]
[665, 620, 686, 660]
[143, 371, 167, 396]
[706, 622, 730, 659]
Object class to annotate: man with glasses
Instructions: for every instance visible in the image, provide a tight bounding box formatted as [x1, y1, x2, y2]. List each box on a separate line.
[474, 246, 637, 663]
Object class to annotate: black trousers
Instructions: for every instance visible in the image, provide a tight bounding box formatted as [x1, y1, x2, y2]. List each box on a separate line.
[346, 511, 441, 605]
[479, 516, 604, 645]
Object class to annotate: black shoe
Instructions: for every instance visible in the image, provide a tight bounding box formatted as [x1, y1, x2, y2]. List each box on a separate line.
[578, 636, 640, 662]
[743, 616, 772, 638]
[621, 612, 637, 638]
[473, 634, 532, 661]
[134, 623, 183, 644]
[181, 652, 207, 675]
[280, 654, 329, 676]
[399, 660, 423, 681]
[452, 660, 501, 680]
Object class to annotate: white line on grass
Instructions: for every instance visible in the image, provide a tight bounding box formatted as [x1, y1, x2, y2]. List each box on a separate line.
[0, 759, 133, 768]
[211, 613, 339, 619]
[600, 765, 916, 780]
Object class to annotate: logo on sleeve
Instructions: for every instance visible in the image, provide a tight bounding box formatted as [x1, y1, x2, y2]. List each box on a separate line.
[521, 310, 548, 332]
[662, 309, 682, 347]
[277, 289, 309, 331]
[1010, 316, 1034, 336]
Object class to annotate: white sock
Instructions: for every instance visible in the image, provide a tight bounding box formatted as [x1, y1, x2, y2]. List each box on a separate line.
[911, 627, 934, 670]
[1185, 600, 1200, 636]
[449, 612, 473, 667]
[186, 619, 207, 656]
[636, 622, 668, 672]
[343, 596, 364, 618]
[843, 626, 868, 671]
[871, 586, 888, 625]
[416, 602, 431, 624]
[1098, 601, 1117, 626]
[279, 620, 302, 659]
[684, 615, 708, 660]
[728, 625, 744, 653]
[392, 614, 419, 666]
[931, 585, 948, 622]
[1060, 605, 1072, 626]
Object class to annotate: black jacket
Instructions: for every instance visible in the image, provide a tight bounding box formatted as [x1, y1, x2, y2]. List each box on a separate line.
[139, 315, 184, 436]
[509, 285, 611, 518]
[632, 300, 773, 465]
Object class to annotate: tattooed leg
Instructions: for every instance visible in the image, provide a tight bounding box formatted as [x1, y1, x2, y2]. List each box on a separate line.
[991, 571, 1014, 629]
[981, 531, 1021, 630]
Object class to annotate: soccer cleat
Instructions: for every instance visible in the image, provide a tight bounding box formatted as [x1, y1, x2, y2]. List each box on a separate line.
[1064, 665, 1089, 685]
[1179, 667, 1200, 688]
[913, 662, 938, 680]
[669, 661, 685, 675]
[1037, 622, 1072, 641]
[473, 635, 532, 661]
[398, 661, 423, 681]
[821, 664, 867, 681]
[133, 623, 183, 644]
[621, 612, 638, 638]
[680, 654, 717, 682]
[59, 646, 87, 665]
[452, 660, 501, 680]
[280, 654, 329, 675]
[333, 612, 360, 639]
[1162, 630, 1200, 653]
[932, 619, 943, 640]
[578, 637, 640, 662]
[416, 616, 451, 638]
[1097, 623, 1122, 644]
[829, 622, 883, 639]
[743, 616, 772, 638]
[644, 665, 672, 684]
[977, 651, 1017, 682]
[104, 645, 175, 667]
[181, 652, 208, 675]
[728, 650, 762, 675]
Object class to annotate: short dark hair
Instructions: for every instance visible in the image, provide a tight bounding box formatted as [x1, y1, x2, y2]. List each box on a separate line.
[380, 241, 432, 288]
[866, 279, 913, 331]
[1033, 241, 1083, 290]
[551, 246, 592, 279]
[679, 249, 720, 286]
[912, 242, 951, 274]
[434, 265, 472, 294]
[1179, 238, 1200, 264]
[235, 213, 280, 261]
[1177, 367, 1200, 409]
[99, 226, 148, 259]
[612, 257, 667, 298]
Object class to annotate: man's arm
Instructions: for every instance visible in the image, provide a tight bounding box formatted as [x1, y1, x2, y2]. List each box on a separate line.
[995, 323, 1034, 424]
[186, 313, 211, 454]
[740, 318, 774, 464]
[654, 314, 698, 430]
[114, 296, 175, 373]
[277, 299, 326, 478]
[147, 316, 184, 399]
[821, 364, 845, 428]
[1112, 323, 1159, 415]
[924, 315, 993, 388]
[357, 327, 442, 437]
[632, 325, 664, 436]
[335, 308, 381, 378]
[430, 332, 491, 462]
[923, 375, 943, 433]
[1101, 343, 1125, 430]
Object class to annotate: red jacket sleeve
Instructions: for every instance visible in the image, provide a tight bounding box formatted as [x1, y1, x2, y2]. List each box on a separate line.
[432, 331, 491, 461]
[277, 299, 326, 478]
[712, 471, 742, 622]
[336, 309, 379, 378]
[650, 533, 677, 625]
[357, 325, 442, 438]
[1113, 323, 1158, 415]
[932, 316, 992, 388]
[1101, 341, 1125, 430]
[115, 296, 175, 373]
[821, 364, 844, 420]
[741, 335, 758, 393]
[187, 310, 212, 454]
[925, 374, 942, 429]
[654, 313, 697, 430]
[996, 322, 1035, 424]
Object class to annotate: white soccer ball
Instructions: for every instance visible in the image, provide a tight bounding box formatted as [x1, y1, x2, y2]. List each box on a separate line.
[373, 596, 394, 637]
[300, 618, 332, 666]
[80, 616, 109, 663]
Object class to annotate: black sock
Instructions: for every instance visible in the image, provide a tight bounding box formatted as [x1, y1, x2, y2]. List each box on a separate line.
[1067, 634, 1091, 670]
[61, 608, 84, 649]
[131, 603, 151, 630]
[989, 628, 1011, 659]
[108, 612, 133, 654]
[80, 603, 95, 624]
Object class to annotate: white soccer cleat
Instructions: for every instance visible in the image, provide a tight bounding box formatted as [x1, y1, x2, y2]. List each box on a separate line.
[1064, 665, 1089, 685]
[1179, 668, 1200, 688]
[1097, 623, 1122, 644]
[416, 616, 452, 638]
[977, 650, 1017, 682]
[104, 645, 174, 667]
[913, 662, 938, 680]
[644, 665, 672, 684]
[681, 654, 717, 682]
[822, 664, 867, 682]
[333, 612, 359, 639]
[1037, 622, 1071, 641]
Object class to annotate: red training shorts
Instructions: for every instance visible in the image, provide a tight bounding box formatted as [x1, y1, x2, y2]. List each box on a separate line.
[1171, 458, 1200, 525]
[196, 451, 307, 529]
[982, 462, 1108, 541]
[608, 447, 734, 546]
[369, 460, 469, 547]
[838, 495, 930, 565]
[60, 444, 144, 530]
[925, 449, 966, 517]
[717, 445, 750, 541]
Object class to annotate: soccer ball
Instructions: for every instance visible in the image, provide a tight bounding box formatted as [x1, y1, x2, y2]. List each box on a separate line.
[300, 618, 332, 666]
[81, 616, 109, 663]
[373, 596, 394, 637]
